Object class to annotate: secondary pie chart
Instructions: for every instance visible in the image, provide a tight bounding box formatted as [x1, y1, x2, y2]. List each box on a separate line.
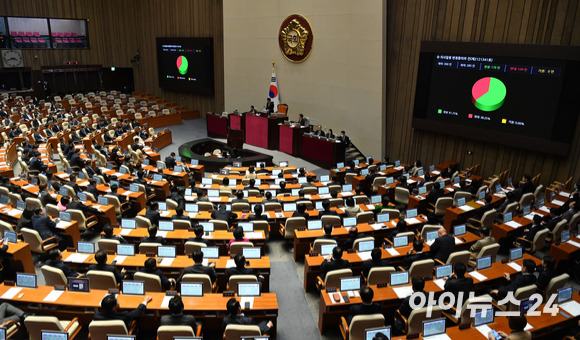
[471, 77, 506, 112]
[176, 56, 188, 75]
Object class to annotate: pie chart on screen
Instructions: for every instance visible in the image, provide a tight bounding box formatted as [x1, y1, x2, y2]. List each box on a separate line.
[176, 56, 188, 75]
[471, 77, 507, 112]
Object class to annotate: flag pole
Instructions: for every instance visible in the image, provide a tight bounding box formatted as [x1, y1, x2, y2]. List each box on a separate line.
[272, 61, 275, 72]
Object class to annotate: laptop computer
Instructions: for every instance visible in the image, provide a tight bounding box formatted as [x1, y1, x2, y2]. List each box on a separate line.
[67, 277, 90, 293]
[129, 184, 140, 193]
[520, 298, 536, 314]
[16, 272, 36, 288]
[336, 162, 345, 169]
[361, 168, 369, 176]
[509, 247, 523, 262]
[343, 217, 357, 227]
[242, 247, 261, 259]
[238, 222, 254, 232]
[121, 218, 136, 229]
[3, 231, 16, 244]
[185, 203, 199, 213]
[77, 241, 95, 254]
[473, 308, 494, 327]
[283, 203, 297, 212]
[77, 192, 87, 203]
[41, 330, 68, 340]
[158, 246, 176, 258]
[320, 244, 335, 256]
[453, 224, 466, 236]
[238, 283, 260, 297]
[159, 220, 174, 231]
[181, 282, 204, 297]
[558, 287, 573, 304]
[122, 280, 145, 295]
[297, 177, 307, 185]
[435, 264, 453, 279]
[476, 256, 492, 270]
[393, 236, 409, 248]
[365, 326, 391, 340]
[422, 318, 446, 338]
[207, 189, 219, 197]
[389, 271, 409, 286]
[116, 244, 135, 256]
[377, 213, 389, 223]
[201, 247, 219, 259]
[320, 175, 330, 182]
[395, 160, 401, 167]
[357, 240, 374, 252]
[315, 201, 323, 211]
[340, 277, 361, 292]
[307, 220, 322, 231]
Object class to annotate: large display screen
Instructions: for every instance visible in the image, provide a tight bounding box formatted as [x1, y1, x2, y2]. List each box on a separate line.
[413, 42, 580, 155]
[156, 37, 214, 95]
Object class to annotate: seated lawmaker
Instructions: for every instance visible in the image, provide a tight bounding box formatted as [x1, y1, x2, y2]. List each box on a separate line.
[443, 262, 473, 307]
[488, 315, 531, 340]
[187, 224, 210, 245]
[177, 250, 217, 286]
[362, 248, 390, 278]
[139, 258, 175, 291]
[45, 249, 82, 278]
[320, 247, 349, 281]
[95, 294, 152, 328]
[224, 298, 274, 334]
[430, 227, 455, 263]
[142, 225, 166, 245]
[346, 286, 382, 324]
[536, 256, 556, 291]
[395, 276, 426, 332]
[469, 227, 495, 257]
[160, 295, 197, 329]
[490, 259, 537, 299]
[88, 250, 125, 284]
[226, 253, 262, 282]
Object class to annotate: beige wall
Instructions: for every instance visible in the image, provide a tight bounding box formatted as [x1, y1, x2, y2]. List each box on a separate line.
[223, 0, 385, 159]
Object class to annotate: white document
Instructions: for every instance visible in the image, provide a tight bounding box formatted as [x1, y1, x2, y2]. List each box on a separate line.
[66, 253, 90, 263]
[446, 187, 455, 192]
[7, 209, 20, 217]
[43, 290, 64, 302]
[393, 286, 414, 298]
[424, 334, 452, 340]
[507, 262, 522, 272]
[407, 179, 416, 184]
[560, 301, 580, 317]
[22, 184, 35, 189]
[454, 237, 463, 245]
[341, 192, 354, 197]
[539, 206, 551, 213]
[394, 166, 404, 171]
[1, 287, 22, 299]
[370, 223, 385, 230]
[524, 323, 533, 331]
[366, 204, 376, 210]
[160, 258, 174, 267]
[161, 295, 173, 308]
[567, 240, 580, 248]
[475, 325, 492, 337]
[319, 194, 332, 199]
[55, 221, 70, 229]
[458, 205, 474, 211]
[113, 255, 127, 264]
[245, 232, 263, 239]
[404, 218, 421, 224]
[160, 211, 171, 217]
[226, 259, 236, 268]
[469, 271, 488, 281]
[240, 297, 255, 309]
[269, 185, 281, 190]
[433, 279, 446, 290]
[551, 199, 565, 206]
[505, 221, 522, 228]
[357, 251, 373, 261]
[328, 292, 345, 304]
[426, 240, 435, 246]
[386, 248, 400, 256]
[432, 170, 440, 175]
[560, 192, 571, 198]
[476, 200, 485, 205]
[119, 229, 132, 236]
[524, 212, 543, 220]
[157, 231, 168, 238]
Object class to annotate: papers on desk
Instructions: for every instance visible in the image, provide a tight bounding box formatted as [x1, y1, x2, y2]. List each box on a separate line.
[92, 204, 103, 211]
[445, 187, 455, 192]
[159, 258, 174, 267]
[432, 170, 440, 175]
[386, 248, 400, 256]
[269, 185, 281, 190]
[161, 295, 173, 308]
[454, 237, 463, 245]
[559, 301, 580, 317]
[304, 195, 312, 200]
[416, 195, 425, 200]
[407, 179, 416, 184]
[172, 172, 180, 176]
[6, 209, 20, 217]
[119, 229, 132, 236]
[328, 292, 345, 304]
[43, 289, 64, 302]
[404, 218, 421, 225]
[240, 297, 255, 309]
[341, 192, 354, 197]
[66, 253, 90, 263]
[560, 192, 571, 198]
[347, 290, 360, 298]
[274, 212, 285, 218]
[226, 259, 236, 268]
[357, 251, 373, 261]
[113, 255, 127, 264]
[475, 325, 492, 337]
[269, 175, 277, 179]
[424, 334, 452, 340]
[121, 191, 132, 196]
[567, 240, 580, 248]
[185, 196, 196, 202]
[366, 204, 376, 210]
[209, 197, 223, 203]
[458, 205, 474, 212]
[394, 166, 404, 171]
[112, 172, 124, 177]
[160, 211, 171, 217]
[433, 279, 446, 290]
[453, 183, 461, 188]
[551, 199, 565, 206]
[245, 231, 263, 239]
[157, 231, 168, 238]
[319, 194, 332, 199]
[56, 221, 70, 229]
[22, 184, 35, 189]
[393, 286, 414, 298]
[200, 184, 212, 189]
[524, 212, 543, 220]
[370, 223, 386, 230]
[505, 221, 522, 229]
[507, 262, 522, 272]
[493, 193, 505, 198]
[469, 271, 488, 281]
[1, 287, 22, 299]
[539, 206, 550, 213]
[476, 200, 485, 205]
[426, 240, 435, 246]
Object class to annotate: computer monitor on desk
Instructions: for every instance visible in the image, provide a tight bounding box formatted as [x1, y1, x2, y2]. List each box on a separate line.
[117, 244, 135, 256]
[365, 326, 391, 340]
[473, 309, 494, 327]
[476, 256, 492, 270]
[389, 272, 409, 286]
[201, 247, 219, 259]
[41, 330, 69, 340]
[238, 283, 260, 297]
[340, 277, 361, 292]
[122, 281, 145, 295]
[181, 282, 203, 297]
[422, 318, 446, 338]
[16, 273, 36, 288]
[121, 218, 136, 229]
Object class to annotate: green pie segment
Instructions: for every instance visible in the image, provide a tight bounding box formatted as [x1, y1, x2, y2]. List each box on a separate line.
[176, 55, 188, 75]
[471, 77, 506, 112]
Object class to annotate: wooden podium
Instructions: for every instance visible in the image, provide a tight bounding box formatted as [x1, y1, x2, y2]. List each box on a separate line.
[227, 129, 244, 149]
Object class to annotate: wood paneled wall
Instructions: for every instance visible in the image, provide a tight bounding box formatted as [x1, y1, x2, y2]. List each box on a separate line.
[386, 0, 580, 186]
[2, 0, 224, 115]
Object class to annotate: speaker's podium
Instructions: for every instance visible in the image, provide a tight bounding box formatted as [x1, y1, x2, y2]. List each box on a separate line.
[227, 129, 244, 149]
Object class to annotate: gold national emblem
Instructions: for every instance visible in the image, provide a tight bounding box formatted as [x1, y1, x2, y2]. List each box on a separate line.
[278, 15, 313, 63]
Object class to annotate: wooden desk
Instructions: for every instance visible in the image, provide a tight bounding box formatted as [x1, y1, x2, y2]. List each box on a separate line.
[301, 134, 345, 169]
[145, 130, 173, 152]
[245, 114, 287, 150]
[6, 242, 34, 273]
[206, 114, 228, 138]
[279, 125, 308, 156]
[548, 235, 580, 267]
[443, 194, 504, 231]
[137, 112, 182, 129]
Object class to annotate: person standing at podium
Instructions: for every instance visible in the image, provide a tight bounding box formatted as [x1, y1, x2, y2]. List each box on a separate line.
[265, 98, 274, 114]
[298, 113, 306, 126]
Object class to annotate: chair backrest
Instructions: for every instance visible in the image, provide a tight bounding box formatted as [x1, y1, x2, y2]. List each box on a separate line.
[545, 273, 570, 298]
[421, 225, 441, 240]
[223, 324, 261, 340]
[453, 191, 472, 206]
[197, 202, 214, 211]
[264, 202, 281, 211]
[139, 242, 161, 254]
[510, 284, 538, 311]
[381, 208, 400, 220]
[67, 209, 87, 231]
[476, 243, 500, 262]
[394, 187, 410, 205]
[21, 228, 45, 253]
[97, 239, 120, 253]
[232, 202, 250, 212]
[480, 210, 497, 229]
[181, 273, 213, 294]
[349, 314, 385, 340]
[353, 195, 370, 205]
[312, 239, 337, 253]
[230, 241, 254, 255]
[0, 220, 14, 234]
[345, 173, 356, 185]
[409, 259, 434, 279]
[531, 229, 549, 252]
[407, 306, 442, 335]
[210, 219, 229, 231]
[89, 320, 128, 340]
[184, 241, 207, 255]
[503, 202, 519, 216]
[459, 295, 492, 325]
[229, 275, 258, 293]
[367, 266, 396, 285]
[353, 237, 375, 252]
[104, 194, 122, 214]
[24, 316, 65, 340]
[25, 197, 42, 210]
[157, 325, 195, 340]
[356, 211, 374, 225]
[568, 212, 580, 233]
[324, 268, 353, 289]
[446, 250, 470, 266]
[551, 220, 568, 243]
[41, 265, 67, 286]
[372, 177, 387, 192]
[173, 219, 191, 230]
[434, 197, 453, 215]
[519, 193, 534, 209]
[62, 184, 76, 197]
[136, 215, 152, 228]
[284, 217, 306, 239]
[134, 271, 163, 292]
[321, 215, 341, 227]
[86, 270, 117, 290]
[533, 184, 544, 203]
[252, 220, 270, 240]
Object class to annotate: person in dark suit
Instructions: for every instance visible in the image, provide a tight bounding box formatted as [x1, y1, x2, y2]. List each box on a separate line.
[343, 227, 366, 250]
[86, 179, 100, 200]
[88, 250, 125, 284]
[67, 196, 100, 216]
[262, 191, 279, 204]
[160, 296, 197, 329]
[94, 294, 152, 328]
[248, 204, 268, 221]
[292, 203, 310, 220]
[223, 298, 274, 334]
[169, 187, 186, 209]
[142, 225, 166, 245]
[265, 98, 274, 114]
[317, 224, 339, 243]
[232, 190, 249, 204]
[338, 130, 350, 147]
[536, 256, 556, 291]
[102, 223, 128, 244]
[139, 258, 174, 291]
[226, 253, 262, 281]
[490, 259, 537, 299]
[177, 250, 217, 286]
[46, 171, 60, 192]
[521, 215, 545, 243]
[297, 113, 306, 126]
[327, 129, 336, 139]
[430, 227, 455, 263]
[472, 195, 494, 221]
[109, 184, 126, 204]
[542, 208, 562, 232]
[211, 204, 238, 225]
[425, 183, 445, 205]
[64, 173, 82, 195]
[69, 149, 84, 169]
[443, 262, 474, 307]
[346, 286, 382, 324]
[145, 202, 161, 226]
[278, 181, 291, 195]
[28, 152, 43, 172]
[31, 208, 66, 250]
[165, 152, 177, 169]
[362, 248, 390, 278]
[186, 224, 210, 245]
[395, 276, 426, 332]
[404, 239, 429, 269]
[172, 206, 190, 221]
[320, 247, 350, 281]
[314, 125, 326, 137]
[318, 200, 339, 218]
[488, 315, 532, 340]
[45, 249, 81, 278]
[32, 128, 47, 143]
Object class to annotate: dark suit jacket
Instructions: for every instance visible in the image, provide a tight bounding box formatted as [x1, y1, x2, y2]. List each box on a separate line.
[319, 209, 340, 218]
[94, 303, 147, 328]
[425, 188, 444, 205]
[226, 266, 256, 280]
[87, 185, 100, 200]
[224, 314, 270, 334]
[444, 276, 474, 306]
[31, 214, 58, 240]
[430, 234, 455, 262]
[46, 259, 79, 278]
[265, 101, 274, 113]
[160, 313, 196, 328]
[177, 263, 217, 284]
[29, 157, 43, 171]
[67, 201, 100, 216]
[145, 208, 161, 226]
[320, 258, 350, 281]
[536, 268, 555, 291]
[544, 216, 562, 232]
[141, 236, 166, 245]
[186, 236, 210, 245]
[247, 214, 268, 221]
[139, 267, 171, 290]
[292, 211, 310, 220]
[525, 225, 545, 241]
[88, 263, 124, 283]
[165, 156, 176, 169]
[497, 273, 537, 299]
[404, 252, 429, 270]
[362, 259, 390, 278]
[47, 179, 60, 191]
[211, 210, 237, 223]
[472, 204, 494, 220]
[347, 302, 382, 324]
[399, 290, 426, 318]
[70, 154, 84, 168]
